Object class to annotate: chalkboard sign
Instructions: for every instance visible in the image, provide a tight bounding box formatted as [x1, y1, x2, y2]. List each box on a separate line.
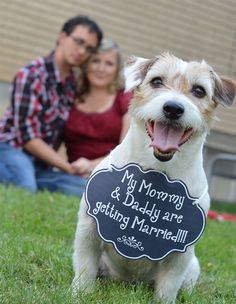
[85, 163, 206, 261]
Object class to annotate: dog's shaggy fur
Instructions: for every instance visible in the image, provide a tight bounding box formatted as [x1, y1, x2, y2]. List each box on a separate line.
[72, 53, 236, 303]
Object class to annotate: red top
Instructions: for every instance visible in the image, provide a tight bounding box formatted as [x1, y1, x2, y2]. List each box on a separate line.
[64, 90, 132, 162]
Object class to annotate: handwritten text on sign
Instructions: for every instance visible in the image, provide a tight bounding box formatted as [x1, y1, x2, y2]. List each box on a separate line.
[85, 164, 206, 260]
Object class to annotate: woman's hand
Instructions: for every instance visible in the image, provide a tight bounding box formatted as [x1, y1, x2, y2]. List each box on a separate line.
[71, 157, 94, 178]
[71, 156, 105, 178]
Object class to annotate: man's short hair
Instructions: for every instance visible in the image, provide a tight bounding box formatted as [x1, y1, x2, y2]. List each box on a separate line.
[61, 15, 103, 45]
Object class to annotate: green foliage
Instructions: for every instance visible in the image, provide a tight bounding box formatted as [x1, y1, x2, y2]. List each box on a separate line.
[0, 186, 235, 303]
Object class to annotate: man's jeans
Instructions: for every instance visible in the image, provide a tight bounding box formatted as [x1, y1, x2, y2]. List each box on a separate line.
[0, 142, 86, 197]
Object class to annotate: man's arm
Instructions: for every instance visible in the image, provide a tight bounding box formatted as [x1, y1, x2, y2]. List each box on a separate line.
[12, 67, 79, 174]
[24, 138, 77, 174]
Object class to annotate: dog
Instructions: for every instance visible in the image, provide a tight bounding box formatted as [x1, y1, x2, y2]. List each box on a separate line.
[72, 53, 236, 303]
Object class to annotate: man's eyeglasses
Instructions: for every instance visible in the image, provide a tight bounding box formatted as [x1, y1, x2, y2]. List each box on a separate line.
[70, 36, 97, 55]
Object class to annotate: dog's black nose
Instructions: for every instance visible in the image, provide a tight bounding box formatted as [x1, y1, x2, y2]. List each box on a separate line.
[163, 101, 184, 120]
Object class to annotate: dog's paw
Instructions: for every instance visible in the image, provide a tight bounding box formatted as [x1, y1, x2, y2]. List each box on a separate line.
[148, 299, 163, 304]
[153, 291, 176, 304]
[151, 297, 175, 304]
[71, 276, 96, 295]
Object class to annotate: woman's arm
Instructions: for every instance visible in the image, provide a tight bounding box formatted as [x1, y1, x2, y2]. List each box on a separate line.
[119, 112, 131, 142]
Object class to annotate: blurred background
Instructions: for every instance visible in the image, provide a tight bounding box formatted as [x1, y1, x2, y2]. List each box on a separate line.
[0, 0, 235, 202]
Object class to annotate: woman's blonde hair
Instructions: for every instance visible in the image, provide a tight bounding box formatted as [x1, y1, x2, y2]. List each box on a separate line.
[77, 38, 124, 99]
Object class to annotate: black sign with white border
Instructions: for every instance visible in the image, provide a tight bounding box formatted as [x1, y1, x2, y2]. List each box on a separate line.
[85, 163, 206, 261]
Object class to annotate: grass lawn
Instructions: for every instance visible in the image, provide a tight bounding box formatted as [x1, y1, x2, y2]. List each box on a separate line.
[0, 185, 236, 303]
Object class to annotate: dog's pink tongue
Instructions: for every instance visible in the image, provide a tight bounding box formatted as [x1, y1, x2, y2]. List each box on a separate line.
[152, 122, 184, 152]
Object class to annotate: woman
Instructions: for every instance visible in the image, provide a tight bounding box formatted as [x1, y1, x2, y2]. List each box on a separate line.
[64, 38, 133, 179]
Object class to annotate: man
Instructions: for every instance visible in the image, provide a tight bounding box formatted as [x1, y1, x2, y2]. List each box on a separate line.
[0, 15, 103, 196]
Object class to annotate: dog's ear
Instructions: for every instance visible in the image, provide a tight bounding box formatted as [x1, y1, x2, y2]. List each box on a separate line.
[124, 56, 156, 92]
[213, 75, 236, 107]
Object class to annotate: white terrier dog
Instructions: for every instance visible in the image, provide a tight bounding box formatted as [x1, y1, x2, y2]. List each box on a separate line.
[72, 53, 236, 303]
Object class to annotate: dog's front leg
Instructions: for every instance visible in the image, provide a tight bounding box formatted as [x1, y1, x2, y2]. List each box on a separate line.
[72, 203, 102, 294]
[154, 250, 195, 303]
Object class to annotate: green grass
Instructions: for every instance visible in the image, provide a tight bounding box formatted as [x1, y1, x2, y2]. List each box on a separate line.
[0, 185, 236, 303]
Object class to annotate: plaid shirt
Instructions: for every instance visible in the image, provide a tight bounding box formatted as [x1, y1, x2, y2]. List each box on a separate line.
[0, 52, 77, 150]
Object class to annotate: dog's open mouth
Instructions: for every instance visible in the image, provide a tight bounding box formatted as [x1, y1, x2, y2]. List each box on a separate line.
[146, 120, 194, 161]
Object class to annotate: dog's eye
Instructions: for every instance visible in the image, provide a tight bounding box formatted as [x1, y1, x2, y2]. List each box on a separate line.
[150, 77, 163, 88]
[192, 85, 206, 98]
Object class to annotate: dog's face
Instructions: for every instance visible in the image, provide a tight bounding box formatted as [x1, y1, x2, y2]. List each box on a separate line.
[125, 53, 236, 162]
